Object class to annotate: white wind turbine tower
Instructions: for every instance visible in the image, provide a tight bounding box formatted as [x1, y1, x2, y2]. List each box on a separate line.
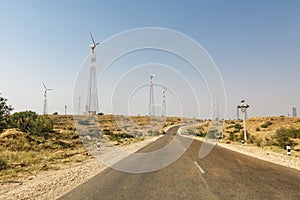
[149, 70, 155, 116]
[43, 82, 52, 115]
[162, 87, 166, 117]
[78, 95, 81, 115]
[86, 32, 100, 115]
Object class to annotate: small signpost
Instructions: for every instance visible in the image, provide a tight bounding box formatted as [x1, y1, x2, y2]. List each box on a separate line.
[286, 145, 291, 156]
[97, 140, 101, 151]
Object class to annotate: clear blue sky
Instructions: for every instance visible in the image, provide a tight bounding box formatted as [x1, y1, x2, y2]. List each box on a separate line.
[0, 0, 299, 118]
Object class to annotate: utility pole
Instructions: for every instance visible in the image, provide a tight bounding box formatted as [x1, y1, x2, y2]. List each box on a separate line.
[237, 100, 250, 143]
[64, 105, 67, 115]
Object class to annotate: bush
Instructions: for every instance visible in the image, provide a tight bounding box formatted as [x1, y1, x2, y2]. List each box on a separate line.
[261, 121, 272, 128]
[109, 133, 134, 141]
[9, 111, 38, 133]
[255, 138, 262, 147]
[275, 128, 297, 149]
[256, 127, 260, 131]
[229, 132, 235, 141]
[239, 131, 251, 142]
[9, 111, 53, 136]
[0, 157, 7, 170]
[103, 129, 112, 135]
[228, 123, 243, 132]
[32, 115, 53, 136]
[248, 134, 256, 144]
[0, 95, 13, 133]
[285, 128, 300, 139]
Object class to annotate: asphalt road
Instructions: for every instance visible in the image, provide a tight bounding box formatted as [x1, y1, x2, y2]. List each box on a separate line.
[60, 126, 300, 200]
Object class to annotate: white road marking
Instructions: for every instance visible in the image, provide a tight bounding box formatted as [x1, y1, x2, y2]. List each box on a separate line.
[194, 161, 205, 174]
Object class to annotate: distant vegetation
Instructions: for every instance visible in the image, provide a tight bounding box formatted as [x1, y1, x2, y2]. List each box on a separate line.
[261, 121, 272, 128]
[9, 111, 53, 137]
[222, 119, 300, 150]
[0, 95, 13, 133]
[273, 128, 300, 149]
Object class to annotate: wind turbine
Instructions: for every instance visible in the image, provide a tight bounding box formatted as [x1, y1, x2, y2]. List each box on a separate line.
[162, 87, 166, 117]
[87, 32, 100, 115]
[89, 32, 100, 52]
[43, 82, 52, 115]
[149, 70, 155, 116]
[78, 95, 81, 115]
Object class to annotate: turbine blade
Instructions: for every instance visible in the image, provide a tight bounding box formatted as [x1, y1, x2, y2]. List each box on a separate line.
[42, 82, 47, 89]
[90, 32, 96, 45]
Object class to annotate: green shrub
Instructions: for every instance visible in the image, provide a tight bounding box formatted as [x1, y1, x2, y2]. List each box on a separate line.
[227, 123, 243, 132]
[109, 133, 134, 141]
[0, 157, 7, 170]
[255, 138, 262, 147]
[261, 121, 272, 128]
[238, 131, 251, 142]
[102, 129, 112, 135]
[32, 115, 53, 136]
[248, 134, 256, 144]
[0, 95, 13, 133]
[275, 128, 297, 149]
[9, 111, 53, 136]
[285, 128, 300, 139]
[255, 127, 260, 131]
[9, 111, 38, 133]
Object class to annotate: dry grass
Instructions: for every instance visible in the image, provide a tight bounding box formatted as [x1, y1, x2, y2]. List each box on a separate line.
[0, 114, 190, 181]
[221, 117, 300, 156]
[0, 125, 89, 182]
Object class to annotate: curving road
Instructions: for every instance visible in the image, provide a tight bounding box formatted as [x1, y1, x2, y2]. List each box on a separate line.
[60, 126, 300, 200]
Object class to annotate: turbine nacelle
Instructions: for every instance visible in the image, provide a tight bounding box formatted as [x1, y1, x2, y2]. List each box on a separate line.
[42, 82, 52, 97]
[90, 32, 99, 50]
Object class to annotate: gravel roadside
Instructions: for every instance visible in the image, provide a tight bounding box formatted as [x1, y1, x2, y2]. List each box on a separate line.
[188, 135, 300, 171]
[0, 136, 162, 200]
[2, 133, 298, 200]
